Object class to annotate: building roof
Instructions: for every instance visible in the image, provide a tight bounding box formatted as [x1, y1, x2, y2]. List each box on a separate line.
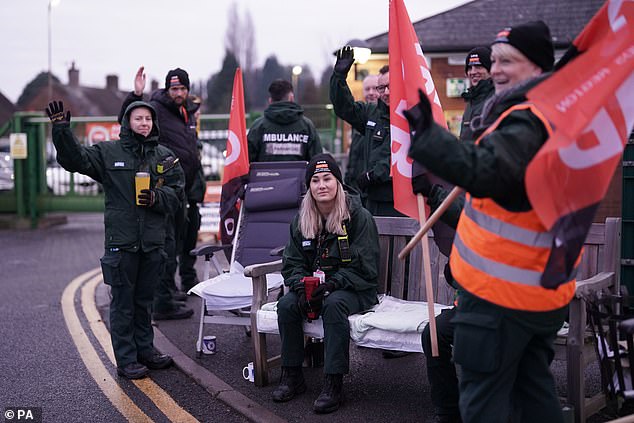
[365, 0, 605, 53]
[0, 91, 16, 128]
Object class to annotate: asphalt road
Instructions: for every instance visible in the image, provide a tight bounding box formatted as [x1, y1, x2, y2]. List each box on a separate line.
[1, 212, 631, 422]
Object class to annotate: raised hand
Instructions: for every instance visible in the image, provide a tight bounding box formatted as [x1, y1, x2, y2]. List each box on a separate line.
[403, 89, 433, 135]
[134, 66, 146, 96]
[45, 101, 71, 124]
[334, 45, 355, 76]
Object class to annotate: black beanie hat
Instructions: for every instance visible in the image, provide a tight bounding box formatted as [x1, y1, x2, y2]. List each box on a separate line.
[465, 47, 492, 73]
[492, 20, 554, 71]
[165, 68, 190, 90]
[305, 153, 343, 187]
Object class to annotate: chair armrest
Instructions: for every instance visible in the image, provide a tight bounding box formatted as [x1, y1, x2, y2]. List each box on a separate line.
[574, 271, 615, 299]
[190, 244, 232, 257]
[270, 246, 285, 257]
[244, 259, 283, 278]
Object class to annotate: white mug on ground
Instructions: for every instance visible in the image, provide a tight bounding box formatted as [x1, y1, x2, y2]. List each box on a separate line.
[243, 362, 255, 382]
[201, 335, 216, 355]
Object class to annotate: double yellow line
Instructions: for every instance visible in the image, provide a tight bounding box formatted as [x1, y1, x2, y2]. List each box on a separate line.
[61, 268, 197, 422]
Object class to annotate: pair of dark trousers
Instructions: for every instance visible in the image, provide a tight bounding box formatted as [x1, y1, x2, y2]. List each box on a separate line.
[100, 248, 162, 367]
[422, 307, 459, 418]
[277, 289, 362, 374]
[154, 210, 183, 311]
[452, 289, 567, 423]
[178, 202, 200, 290]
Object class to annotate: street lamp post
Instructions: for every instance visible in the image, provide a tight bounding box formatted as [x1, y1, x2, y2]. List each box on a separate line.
[291, 65, 302, 103]
[48, 0, 61, 101]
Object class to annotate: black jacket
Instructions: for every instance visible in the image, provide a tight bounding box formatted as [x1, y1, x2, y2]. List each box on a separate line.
[409, 75, 551, 213]
[54, 101, 185, 252]
[330, 72, 393, 204]
[247, 101, 322, 162]
[460, 78, 495, 142]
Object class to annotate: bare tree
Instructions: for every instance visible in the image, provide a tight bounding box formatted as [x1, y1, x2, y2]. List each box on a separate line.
[224, 3, 241, 64]
[224, 3, 257, 73]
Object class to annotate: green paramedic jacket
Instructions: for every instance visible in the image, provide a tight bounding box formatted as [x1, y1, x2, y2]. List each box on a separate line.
[330, 72, 393, 205]
[247, 101, 322, 162]
[281, 192, 379, 311]
[51, 101, 185, 252]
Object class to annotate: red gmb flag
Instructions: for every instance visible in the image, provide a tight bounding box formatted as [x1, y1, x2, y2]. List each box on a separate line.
[220, 68, 250, 246]
[526, 0, 634, 229]
[389, 0, 447, 219]
[525, 0, 634, 287]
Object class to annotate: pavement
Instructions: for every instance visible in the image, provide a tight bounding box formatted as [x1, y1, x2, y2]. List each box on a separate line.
[8, 212, 633, 422]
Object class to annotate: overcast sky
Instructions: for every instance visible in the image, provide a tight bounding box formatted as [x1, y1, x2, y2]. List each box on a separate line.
[0, 0, 472, 103]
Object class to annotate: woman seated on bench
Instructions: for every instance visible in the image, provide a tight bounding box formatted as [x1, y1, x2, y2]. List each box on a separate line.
[273, 153, 380, 414]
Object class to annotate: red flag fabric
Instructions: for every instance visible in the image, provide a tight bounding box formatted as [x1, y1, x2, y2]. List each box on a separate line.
[389, 0, 447, 219]
[526, 0, 634, 229]
[525, 0, 633, 287]
[220, 68, 250, 246]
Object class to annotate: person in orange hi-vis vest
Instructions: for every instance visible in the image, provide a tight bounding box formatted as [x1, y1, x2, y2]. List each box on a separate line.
[405, 21, 571, 423]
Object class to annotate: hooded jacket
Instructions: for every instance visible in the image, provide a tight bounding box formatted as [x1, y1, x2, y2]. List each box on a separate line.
[53, 101, 185, 252]
[247, 101, 322, 162]
[120, 90, 199, 192]
[281, 191, 379, 311]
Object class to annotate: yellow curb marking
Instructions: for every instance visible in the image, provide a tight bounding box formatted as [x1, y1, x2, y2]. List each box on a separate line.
[81, 273, 197, 423]
[61, 268, 151, 422]
[63, 267, 198, 423]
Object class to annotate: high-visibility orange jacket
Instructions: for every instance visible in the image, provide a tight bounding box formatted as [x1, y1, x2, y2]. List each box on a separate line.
[449, 103, 576, 311]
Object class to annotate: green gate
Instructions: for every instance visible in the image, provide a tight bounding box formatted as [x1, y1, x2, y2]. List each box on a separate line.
[0, 107, 337, 229]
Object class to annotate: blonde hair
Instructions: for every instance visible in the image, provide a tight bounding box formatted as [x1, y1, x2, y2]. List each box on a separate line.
[491, 43, 542, 74]
[299, 181, 350, 239]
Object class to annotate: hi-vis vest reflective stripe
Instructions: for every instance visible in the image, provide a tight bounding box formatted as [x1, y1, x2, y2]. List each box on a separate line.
[449, 103, 576, 312]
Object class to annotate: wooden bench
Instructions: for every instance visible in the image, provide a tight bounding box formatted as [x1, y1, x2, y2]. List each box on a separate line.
[245, 216, 621, 423]
[245, 216, 450, 388]
[555, 217, 621, 423]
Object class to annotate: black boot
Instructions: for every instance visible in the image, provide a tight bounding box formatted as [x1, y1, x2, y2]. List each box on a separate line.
[272, 366, 306, 402]
[313, 374, 343, 414]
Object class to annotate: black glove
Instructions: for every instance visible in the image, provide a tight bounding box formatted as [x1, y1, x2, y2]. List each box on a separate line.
[334, 45, 355, 76]
[356, 171, 373, 191]
[137, 188, 157, 207]
[412, 173, 433, 196]
[45, 101, 71, 124]
[403, 89, 433, 135]
[292, 284, 308, 316]
[309, 281, 336, 306]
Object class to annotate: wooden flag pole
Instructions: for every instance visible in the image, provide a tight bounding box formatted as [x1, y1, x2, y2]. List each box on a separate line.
[417, 194, 439, 357]
[399, 186, 464, 260]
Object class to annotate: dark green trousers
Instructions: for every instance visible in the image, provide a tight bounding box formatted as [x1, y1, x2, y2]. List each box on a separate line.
[100, 248, 163, 367]
[277, 289, 363, 374]
[178, 202, 201, 290]
[452, 289, 567, 423]
[154, 209, 184, 312]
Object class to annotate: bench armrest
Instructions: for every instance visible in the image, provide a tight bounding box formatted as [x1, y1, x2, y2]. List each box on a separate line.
[246, 259, 284, 316]
[574, 271, 615, 299]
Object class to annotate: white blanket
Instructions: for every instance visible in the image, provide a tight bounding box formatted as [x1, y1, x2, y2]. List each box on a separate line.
[189, 261, 284, 311]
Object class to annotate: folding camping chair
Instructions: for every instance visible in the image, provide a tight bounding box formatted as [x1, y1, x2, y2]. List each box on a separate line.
[189, 161, 307, 355]
[587, 293, 634, 416]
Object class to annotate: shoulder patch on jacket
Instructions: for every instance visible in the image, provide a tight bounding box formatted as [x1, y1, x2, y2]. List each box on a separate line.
[157, 155, 180, 174]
